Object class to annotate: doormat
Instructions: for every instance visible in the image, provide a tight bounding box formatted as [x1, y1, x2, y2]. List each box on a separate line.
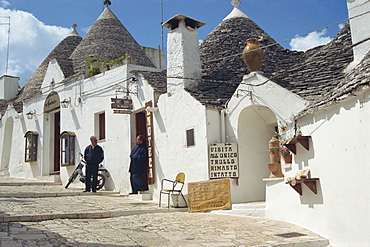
[276, 232, 307, 238]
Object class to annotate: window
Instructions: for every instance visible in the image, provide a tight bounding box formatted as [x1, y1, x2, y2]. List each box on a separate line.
[24, 131, 38, 161]
[186, 128, 195, 147]
[60, 131, 76, 166]
[98, 112, 105, 140]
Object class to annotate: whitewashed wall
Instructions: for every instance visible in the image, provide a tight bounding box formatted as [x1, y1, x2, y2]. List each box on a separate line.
[1, 61, 162, 192]
[265, 91, 370, 246]
[152, 89, 209, 199]
[226, 72, 308, 203]
[347, 0, 370, 69]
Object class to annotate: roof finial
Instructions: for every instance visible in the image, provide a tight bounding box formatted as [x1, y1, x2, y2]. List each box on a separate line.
[231, 0, 241, 8]
[104, 0, 111, 7]
[69, 23, 80, 36]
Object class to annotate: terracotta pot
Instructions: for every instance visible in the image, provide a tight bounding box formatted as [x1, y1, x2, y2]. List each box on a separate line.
[267, 162, 284, 178]
[242, 38, 263, 72]
[268, 137, 280, 163]
[283, 155, 292, 164]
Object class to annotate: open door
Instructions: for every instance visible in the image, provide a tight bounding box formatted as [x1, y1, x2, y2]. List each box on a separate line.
[135, 111, 149, 190]
[53, 112, 60, 172]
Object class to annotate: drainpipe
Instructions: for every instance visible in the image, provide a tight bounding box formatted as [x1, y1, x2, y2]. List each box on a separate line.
[221, 109, 226, 143]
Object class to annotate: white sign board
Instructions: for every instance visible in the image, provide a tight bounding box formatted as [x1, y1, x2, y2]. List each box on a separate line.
[209, 143, 239, 179]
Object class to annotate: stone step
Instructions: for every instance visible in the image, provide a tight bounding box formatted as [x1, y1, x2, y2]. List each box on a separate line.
[0, 168, 9, 177]
[128, 192, 153, 201]
[211, 202, 266, 218]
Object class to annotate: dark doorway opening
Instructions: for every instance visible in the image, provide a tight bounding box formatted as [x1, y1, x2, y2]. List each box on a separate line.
[135, 112, 149, 190]
[53, 112, 60, 172]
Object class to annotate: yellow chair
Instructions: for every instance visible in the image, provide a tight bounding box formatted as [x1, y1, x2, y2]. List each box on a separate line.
[159, 172, 187, 208]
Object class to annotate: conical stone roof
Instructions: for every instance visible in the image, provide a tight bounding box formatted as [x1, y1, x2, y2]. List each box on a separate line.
[200, 6, 303, 84]
[189, 4, 302, 109]
[18, 29, 82, 101]
[188, 2, 353, 109]
[70, 6, 155, 75]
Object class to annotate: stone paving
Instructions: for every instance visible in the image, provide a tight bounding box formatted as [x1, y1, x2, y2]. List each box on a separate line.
[0, 176, 330, 247]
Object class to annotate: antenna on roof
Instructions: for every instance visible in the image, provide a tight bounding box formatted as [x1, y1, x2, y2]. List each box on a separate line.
[0, 16, 10, 75]
[160, 0, 164, 51]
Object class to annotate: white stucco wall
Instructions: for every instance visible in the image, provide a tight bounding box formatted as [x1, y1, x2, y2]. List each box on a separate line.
[265, 90, 370, 246]
[0, 76, 19, 100]
[166, 21, 202, 94]
[1, 61, 162, 192]
[226, 72, 308, 203]
[153, 89, 209, 199]
[347, 0, 370, 69]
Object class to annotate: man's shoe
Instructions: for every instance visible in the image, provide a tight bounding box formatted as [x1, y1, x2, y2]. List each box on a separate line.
[82, 190, 90, 192]
[129, 192, 138, 195]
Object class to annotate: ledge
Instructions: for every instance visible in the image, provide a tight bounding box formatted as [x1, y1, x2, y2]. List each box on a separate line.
[286, 178, 319, 195]
[283, 136, 311, 155]
[263, 178, 284, 182]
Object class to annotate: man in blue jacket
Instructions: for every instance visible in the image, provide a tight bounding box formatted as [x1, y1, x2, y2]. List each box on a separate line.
[129, 135, 148, 194]
[83, 136, 104, 192]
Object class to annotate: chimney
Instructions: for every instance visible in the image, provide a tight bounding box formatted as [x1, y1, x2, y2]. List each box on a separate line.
[347, 0, 370, 68]
[163, 15, 205, 95]
[0, 75, 20, 100]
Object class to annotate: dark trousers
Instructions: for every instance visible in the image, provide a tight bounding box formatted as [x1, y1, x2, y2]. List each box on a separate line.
[130, 173, 146, 193]
[85, 164, 98, 192]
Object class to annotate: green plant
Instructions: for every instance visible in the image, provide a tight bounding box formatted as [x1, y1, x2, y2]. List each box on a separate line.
[88, 66, 101, 77]
[272, 132, 281, 139]
[86, 55, 107, 68]
[279, 148, 291, 156]
[106, 54, 131, 67]
[86, 57, 99, 68]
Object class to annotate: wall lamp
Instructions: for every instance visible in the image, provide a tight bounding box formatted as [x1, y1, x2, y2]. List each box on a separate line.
[26, 110, 36, 120]
[61, 97, 71, 108]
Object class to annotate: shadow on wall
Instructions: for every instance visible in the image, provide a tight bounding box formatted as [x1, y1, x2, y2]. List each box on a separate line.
[71, 108, 82, 130]
[300, 179, 324, 208]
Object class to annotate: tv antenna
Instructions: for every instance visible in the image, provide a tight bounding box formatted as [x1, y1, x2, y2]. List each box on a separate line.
[0, 16, 10, 75]
[160, 0, 164, 51]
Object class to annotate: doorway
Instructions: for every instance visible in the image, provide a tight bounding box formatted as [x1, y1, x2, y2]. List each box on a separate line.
[236, 105, 277, 202]
[53, 112, 60, 172]
[135, 111, 149, 190]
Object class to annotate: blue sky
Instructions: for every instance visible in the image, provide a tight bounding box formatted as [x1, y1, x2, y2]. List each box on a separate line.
[0, 0, 349, 86]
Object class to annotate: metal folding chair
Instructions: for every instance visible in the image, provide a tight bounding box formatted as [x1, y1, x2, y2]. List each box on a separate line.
[159, 172, 187, 208]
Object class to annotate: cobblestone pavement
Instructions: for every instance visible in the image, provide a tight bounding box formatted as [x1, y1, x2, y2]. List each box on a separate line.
[0, 177, 330, 247]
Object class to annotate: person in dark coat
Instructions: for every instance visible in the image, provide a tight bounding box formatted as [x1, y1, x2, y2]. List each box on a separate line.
[129, 135, 148, 194]
[83, 136, 104, 192]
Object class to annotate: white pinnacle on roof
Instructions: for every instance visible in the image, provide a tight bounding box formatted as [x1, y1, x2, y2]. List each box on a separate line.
[223, 0, 249, 21]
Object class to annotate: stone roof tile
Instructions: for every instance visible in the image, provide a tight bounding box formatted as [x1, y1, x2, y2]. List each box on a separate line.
[70, 7, 155, 75]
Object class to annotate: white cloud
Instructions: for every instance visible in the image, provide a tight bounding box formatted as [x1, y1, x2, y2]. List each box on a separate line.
[0, 7, 71, 86]
[0, 1, 10, 7]
[289, 29, 332, 51]
[338, 23, 345, 30]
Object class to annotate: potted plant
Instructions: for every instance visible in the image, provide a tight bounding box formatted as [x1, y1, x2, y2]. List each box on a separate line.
[280, 148, 292, 164]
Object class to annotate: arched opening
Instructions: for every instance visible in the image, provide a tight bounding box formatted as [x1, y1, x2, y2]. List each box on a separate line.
[235, 105, 277, 203]
[1, 117, 14, 170]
